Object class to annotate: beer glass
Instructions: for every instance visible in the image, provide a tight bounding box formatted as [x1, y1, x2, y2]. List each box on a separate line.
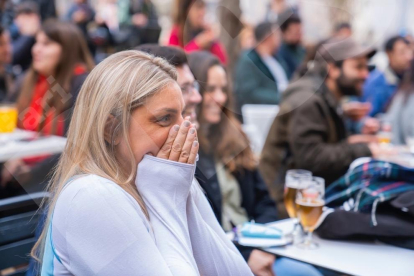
[0, 104, 18, 133]
[284, 170, 312, 219]
[295, 177, 325, 249]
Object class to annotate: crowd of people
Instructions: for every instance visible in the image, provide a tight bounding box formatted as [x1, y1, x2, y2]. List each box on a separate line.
[0, 0, 413, 275]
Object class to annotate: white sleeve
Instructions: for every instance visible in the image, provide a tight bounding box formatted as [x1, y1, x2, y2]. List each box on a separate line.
[52, 176, 174, 276]
[189, 181, 243, 255]
[186, 182, 254, 276]
[136, 156, 253, 276]
[136, 155, 200, 275]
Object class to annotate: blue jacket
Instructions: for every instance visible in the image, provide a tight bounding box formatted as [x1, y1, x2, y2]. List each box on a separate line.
[362, 67, 400, 117]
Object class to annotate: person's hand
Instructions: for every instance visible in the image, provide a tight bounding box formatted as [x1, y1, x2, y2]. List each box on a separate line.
[194, 28, 216, 49]
[368, 143, 398, 158]
[361, 117, 380, 135]
[348, 135, 378, 144]
[248, 249, 276, 276]
[132, 13, 148, 27]
[15, 14, 41, 36]
[342, 102, 371, 121]
[156, 118, 199, 164]
[1, 159, 30, 187]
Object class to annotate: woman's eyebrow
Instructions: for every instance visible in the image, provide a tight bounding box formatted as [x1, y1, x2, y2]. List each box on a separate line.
[153, 108, 178, 114]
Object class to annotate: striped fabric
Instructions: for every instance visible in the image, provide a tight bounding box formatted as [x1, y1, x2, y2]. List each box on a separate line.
[325, 159, 414, 225]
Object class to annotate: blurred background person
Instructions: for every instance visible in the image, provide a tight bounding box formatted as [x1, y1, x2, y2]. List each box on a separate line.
[128, 0, 161, 46]
[64, 0, 96, 56]
[385, 61, 414, 145]
[1, 19, 94, 198]
[259, 38, 393, 218]
[169, 0, 227, 64]
[362, 35, 413, 117]
[276, 12, 305, 80]
[136, 44, 202, 126]
[0, 25, 13, 102]
[189, 50, 322, 276]
[332, 22, 352, 39]
[11, 1, 41, 73]
[65, 0, 95, 36]
[234, 22, 288, 107]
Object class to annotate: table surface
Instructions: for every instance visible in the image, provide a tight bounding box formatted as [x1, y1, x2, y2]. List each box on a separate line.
[0, 129, 67, 162]
[265, 221, 414, 276]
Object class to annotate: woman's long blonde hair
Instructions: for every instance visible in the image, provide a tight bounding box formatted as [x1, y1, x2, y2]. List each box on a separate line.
[31, 50, 177, 262]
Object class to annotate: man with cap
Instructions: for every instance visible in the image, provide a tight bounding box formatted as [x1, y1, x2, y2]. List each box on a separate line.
[259, 38, 394, 218]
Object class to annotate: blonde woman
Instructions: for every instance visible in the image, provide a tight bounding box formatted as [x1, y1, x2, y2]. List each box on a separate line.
[33, 50, 252, 276]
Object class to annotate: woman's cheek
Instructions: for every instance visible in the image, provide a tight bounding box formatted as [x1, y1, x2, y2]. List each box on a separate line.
[158, 129, 172, 149]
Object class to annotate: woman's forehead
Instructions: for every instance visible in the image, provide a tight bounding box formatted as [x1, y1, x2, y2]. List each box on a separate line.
[141, 83, 184, 112]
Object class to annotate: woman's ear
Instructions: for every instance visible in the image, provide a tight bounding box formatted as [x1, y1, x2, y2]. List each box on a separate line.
[104, 114, 120, 146]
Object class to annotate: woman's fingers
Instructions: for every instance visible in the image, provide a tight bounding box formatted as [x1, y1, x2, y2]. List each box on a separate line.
[187, 141, 199, 164]
[156, 124, 179, 159]
[178, 127, 197, 163]
[169, 120, 192, 161]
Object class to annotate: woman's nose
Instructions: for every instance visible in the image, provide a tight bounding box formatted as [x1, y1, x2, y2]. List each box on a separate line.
[191, 88, 202, 105]
[177, 115, 184, 125]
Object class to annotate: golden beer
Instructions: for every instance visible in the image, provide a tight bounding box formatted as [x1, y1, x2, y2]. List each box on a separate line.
[296, 198, 324, 232]
[378, 134, 391, 144]
[0, 105, 18, 133]
[284, 186, 298, 218]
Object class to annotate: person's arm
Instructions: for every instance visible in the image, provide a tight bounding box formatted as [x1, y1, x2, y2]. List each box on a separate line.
[187, 180, 254, 275]
[289, 100, 372, 177]
[52, 176, 175, 275]
[168, 27, 181, 46]
[184, 39, 202, 51]
[137, 155, 252, 275]
[235, 58, 280, 105]
[210, 42, 227, 64]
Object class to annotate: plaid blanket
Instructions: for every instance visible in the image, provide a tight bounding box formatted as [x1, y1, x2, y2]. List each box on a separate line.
[325, 159, 414, 225]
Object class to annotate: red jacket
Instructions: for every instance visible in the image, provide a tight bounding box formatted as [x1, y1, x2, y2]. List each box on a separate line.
[168, 25, 227, 65]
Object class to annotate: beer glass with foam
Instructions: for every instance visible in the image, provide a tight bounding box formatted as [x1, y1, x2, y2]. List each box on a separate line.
[295, 177, 325, 249]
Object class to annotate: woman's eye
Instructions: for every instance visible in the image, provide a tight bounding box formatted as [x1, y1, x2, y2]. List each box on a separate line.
[157, 115, 171, 123]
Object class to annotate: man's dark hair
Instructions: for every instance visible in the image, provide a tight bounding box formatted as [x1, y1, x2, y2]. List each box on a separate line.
[135, 44, 188, 67]
[0, 26, 4, 37]
[335, 22, 351, 32]
[385, 36, 409, 52]
[280, 14, 301, 33]
[14, 1, 40, 17]
[254, 22, 275, 42]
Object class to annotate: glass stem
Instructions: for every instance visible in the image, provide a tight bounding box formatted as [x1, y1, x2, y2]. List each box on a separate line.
[306, 231, 313, 245]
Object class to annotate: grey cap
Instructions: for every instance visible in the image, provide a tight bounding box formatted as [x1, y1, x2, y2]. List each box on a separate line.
[317, 37, 376, 63]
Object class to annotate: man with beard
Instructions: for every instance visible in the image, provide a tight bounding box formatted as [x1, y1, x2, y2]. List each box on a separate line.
[259, 38, 393, 218]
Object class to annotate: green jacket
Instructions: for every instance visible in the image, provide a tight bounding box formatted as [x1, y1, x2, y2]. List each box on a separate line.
[234, 49, 284, 106]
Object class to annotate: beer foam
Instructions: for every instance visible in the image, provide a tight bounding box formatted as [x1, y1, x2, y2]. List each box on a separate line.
[295, 199, 324, 207]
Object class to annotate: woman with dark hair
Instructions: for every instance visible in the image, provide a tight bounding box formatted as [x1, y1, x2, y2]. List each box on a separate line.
[188, 51, 322, 276]
[168, 0, 227, 64]
[1, 19, 94, 197]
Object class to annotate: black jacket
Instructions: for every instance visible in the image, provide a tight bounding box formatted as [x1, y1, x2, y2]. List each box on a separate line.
[195, 149, 278, 261]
